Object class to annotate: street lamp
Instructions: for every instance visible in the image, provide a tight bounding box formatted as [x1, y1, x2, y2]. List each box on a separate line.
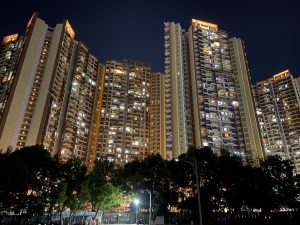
[134, 199, 140, 223]
[144, 189, 152, 225]
[183, 159, 203, 225]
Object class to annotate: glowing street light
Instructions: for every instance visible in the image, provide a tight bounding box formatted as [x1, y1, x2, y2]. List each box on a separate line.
[134, 199, 140, 205]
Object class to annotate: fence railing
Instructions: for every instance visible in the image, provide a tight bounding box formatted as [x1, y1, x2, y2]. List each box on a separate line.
[168, 210, 300, 225]
[0, 209, 299, 225]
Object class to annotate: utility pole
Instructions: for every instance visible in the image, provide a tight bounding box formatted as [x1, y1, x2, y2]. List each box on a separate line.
[143, 189, 152, 225]
[194, 160, 203, 225]
[148, 189, 152, 225]
[134, 199, 140, 223]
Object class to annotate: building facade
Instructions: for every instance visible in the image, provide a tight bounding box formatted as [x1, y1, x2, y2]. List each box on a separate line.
[59, 43, 105, 165]
[164, 19, 264, 163]
[0, 34, 24, 124]
[97, 60, 157, 166]
[0, 13, 76, 153]
[149, 72, 166, 159]
[229, 37, 264, 165]
[0, 13, 102, 167]
[188, 19, 246, 157]
[164, 22, 194, 159]
[253, 70, 300, 174]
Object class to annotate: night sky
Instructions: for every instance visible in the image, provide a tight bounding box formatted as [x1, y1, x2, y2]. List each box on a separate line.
[0, 0, 299, 83]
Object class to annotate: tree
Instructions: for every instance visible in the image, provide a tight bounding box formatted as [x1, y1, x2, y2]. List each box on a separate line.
[238, 165, 274, 210]
[122, 154, 177, 221]
[260, 155, 299, 209]
[214, 151, 244, 211]
[92, 184, 122, 221]
[61, 158, 88, 224]
[177, 147, 218, 221]
[0, 145, 62, 223]
[89, 158, 122, 222]
[49, 181, 68, 222]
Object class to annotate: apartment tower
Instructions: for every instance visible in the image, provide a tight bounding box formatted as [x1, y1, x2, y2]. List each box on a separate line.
[97, 60, 154, 165]
[164, 22, 194, 159]
[253, 70, 300, 173]
[58, 43, 105, 165]
[0, 13, 102, 167]
[165, 19, 264, 163]
[0, 13, 75, 152]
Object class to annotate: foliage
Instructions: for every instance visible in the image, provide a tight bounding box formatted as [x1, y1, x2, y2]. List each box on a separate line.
[121, 154, 178, 219]
[88, 157, 122, 221]
[0, 145, 299, 225]
[92, 184, 121, 211]
[0, 146, 123, 224]
[0, 145, 60, 213]
[175, 147, 300, 216]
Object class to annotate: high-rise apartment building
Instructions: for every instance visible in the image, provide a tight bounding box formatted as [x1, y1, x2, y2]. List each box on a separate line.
[253, 70, 300, 174]
[97, 60, 154, 166]
[59, 43, 105, 165]
[0, 13, 102, 167]
[164, 22, 194, 159]
[97, 61, 166, 166]
[0, 12, 76, 153]
[188, 19, 245, 157]
[164, 19, 264, 163]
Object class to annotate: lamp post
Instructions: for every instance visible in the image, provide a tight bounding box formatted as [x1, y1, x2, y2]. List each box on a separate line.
[145, 189, 152, 225]
[134, 199, 140, 223]
[183, 160, 203, 225]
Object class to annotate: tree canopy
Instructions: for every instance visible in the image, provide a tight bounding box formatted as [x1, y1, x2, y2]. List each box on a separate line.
[0, 145, 299, 225]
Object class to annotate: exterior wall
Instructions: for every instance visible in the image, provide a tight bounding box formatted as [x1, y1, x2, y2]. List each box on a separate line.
[254, 70, 300, 174]
[164, 19, 270, 161]
[183, 32, 194, 152]
[97, 60, 151, 166]
[59, 42, 102, 166]
[22, 23, 66, 148]
[41, 21, 76, 155]
[164, 22, 192, 159]
[188, 19, 245, 157]
[150, 72, 166, 158]
[294, 77, 300, 97]
[0, 14, 78, 153]
[0, 13, 102, 168]
[0, 34, 24, 123]
[85, 64, 105, 167]
[0, 14, 48, 150]
[160, 74, 166, 159]
[229, 37, 264, 165]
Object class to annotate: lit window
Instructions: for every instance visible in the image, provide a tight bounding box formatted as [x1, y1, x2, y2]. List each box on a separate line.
[232, 101, 239, 107]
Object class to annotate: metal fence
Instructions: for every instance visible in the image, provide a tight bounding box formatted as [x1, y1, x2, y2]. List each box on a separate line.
[0, 209, 299, 225]
[167, 211, 300, 225]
